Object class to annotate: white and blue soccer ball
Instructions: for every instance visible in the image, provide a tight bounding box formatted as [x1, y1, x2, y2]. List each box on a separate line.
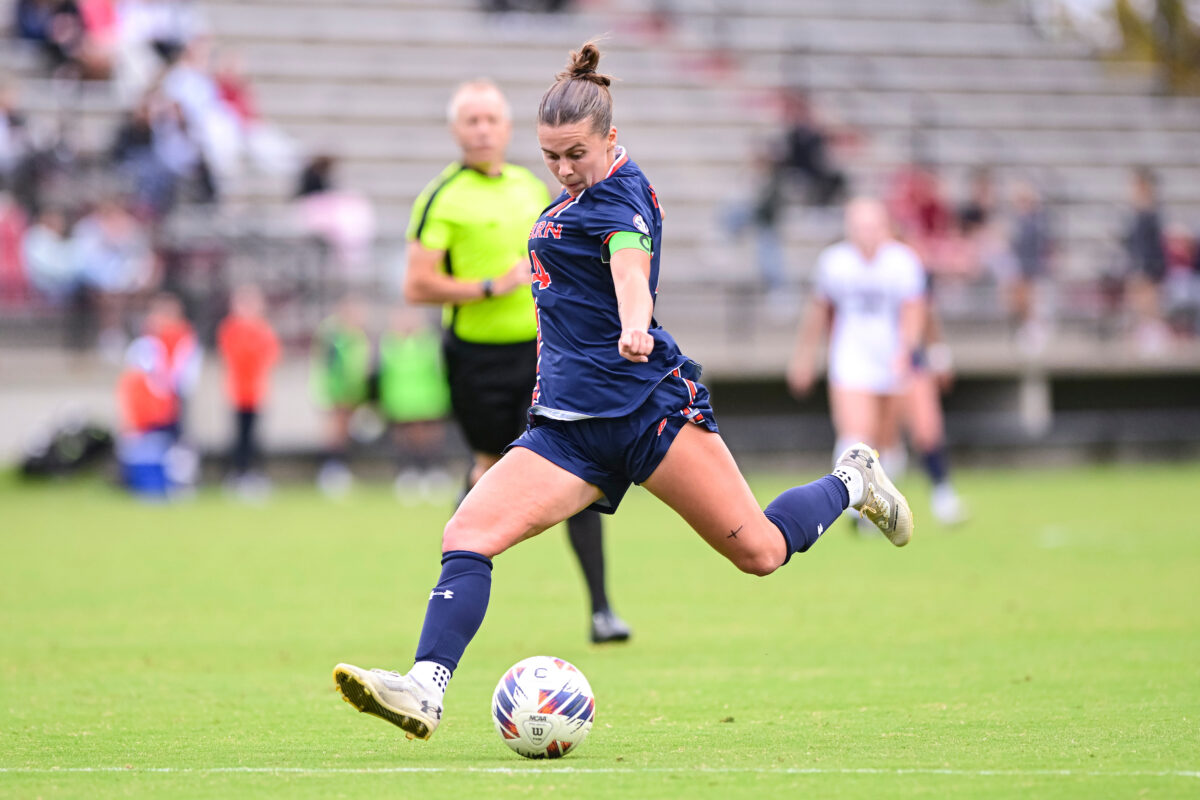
[492, 655, 595, 759]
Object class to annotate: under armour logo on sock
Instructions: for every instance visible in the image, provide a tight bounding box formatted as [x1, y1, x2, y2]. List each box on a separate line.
[429, 589, 454, 600]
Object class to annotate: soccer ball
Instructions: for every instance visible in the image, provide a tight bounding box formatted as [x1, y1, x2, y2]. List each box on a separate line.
[492, 656, 595, 759]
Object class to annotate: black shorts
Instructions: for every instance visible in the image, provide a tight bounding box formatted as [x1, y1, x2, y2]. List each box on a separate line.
[443, 333, 537, 456]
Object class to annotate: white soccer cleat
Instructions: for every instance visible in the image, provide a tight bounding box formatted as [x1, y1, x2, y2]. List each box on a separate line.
[333, 663, 442, 740]
[835, 442, 914, 547]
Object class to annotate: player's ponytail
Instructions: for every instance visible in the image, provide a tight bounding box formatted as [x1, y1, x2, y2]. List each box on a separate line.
[538, 42, 614, 134]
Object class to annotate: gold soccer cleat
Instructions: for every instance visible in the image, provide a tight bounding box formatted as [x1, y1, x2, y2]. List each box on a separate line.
[333, 663, 442, 740]
[835, 443, 915, 547]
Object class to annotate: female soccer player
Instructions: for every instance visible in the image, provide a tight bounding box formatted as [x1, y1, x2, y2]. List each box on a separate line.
[333, 43, 913, 742]
[789, 198, 927, 488]
[904, 302, 968, 526]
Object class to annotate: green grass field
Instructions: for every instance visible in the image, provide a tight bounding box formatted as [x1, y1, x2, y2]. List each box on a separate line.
[2, 463, 1199, 799]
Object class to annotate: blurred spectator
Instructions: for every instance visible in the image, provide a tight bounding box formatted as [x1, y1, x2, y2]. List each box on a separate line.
[0, 83, 72, 218]
[958, 167, 995, 234]
[161, 37, 241, 179]
[151, 98, 217, 205]
[77, 0, 119, 77]
[379, 307, 451, 501]
[114, 334, 180, 498]
[217, 283, 279, 496]
[777, 90, 847, 207]
[1008, 179, 1054, 350]
[112, 0, 205, 103]
[73, 197, 156, 292]
[294, 154, 376, 273]
[21, 207, 74, 301]
[888, 162, 953, 273]
[213, 48, 297, 176]
[296, 153, 333, 197]
[110, 94, 181, 218]
[310, 294, 372, 496]
[17, 0, 115, 80]
[117, 335, 176, 433]
[0, 84, 32, 181]
[143, 290, 202, 437]
[159, 38, 294, 186]
[0, 186, 29, 304]
[724, 91, 853, 297]
[1123, 166, 1170, 352]
[723, 144, 788, 296]
[15, 0, 56, 43]
[72, 197, 157, 357]
[1162, 223, 1199, 337]
[956, 166, 1016, 283]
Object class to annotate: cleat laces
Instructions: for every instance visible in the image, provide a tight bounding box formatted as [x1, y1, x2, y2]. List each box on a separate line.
[859, 486, 891, 529]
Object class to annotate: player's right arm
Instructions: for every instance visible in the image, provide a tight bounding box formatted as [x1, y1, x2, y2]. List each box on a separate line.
[788, 296, 832, 397]
[403, 241, 528, 305]
[788, 248, 835, 397]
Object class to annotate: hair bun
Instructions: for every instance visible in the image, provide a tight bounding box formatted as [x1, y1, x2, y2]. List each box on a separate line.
[558, 42, 612, 87]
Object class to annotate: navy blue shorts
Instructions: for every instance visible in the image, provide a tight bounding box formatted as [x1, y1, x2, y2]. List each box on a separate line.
[511, 364, 720, 514]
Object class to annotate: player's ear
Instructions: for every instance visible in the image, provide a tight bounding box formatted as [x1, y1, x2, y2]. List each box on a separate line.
[606, 127, 618, 147]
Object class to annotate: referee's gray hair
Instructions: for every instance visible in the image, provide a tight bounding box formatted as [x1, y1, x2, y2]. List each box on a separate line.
[446, 79, 511, 124]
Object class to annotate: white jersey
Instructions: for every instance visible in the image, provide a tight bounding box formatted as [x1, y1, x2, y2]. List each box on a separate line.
[815, 240, 926, 394]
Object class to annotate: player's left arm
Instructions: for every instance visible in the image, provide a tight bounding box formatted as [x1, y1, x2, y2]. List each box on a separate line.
[921, 301, 955, 390]
[896, 293, 928, 384]
[899, 296, 926, 360]
[610, 246, 654, 363]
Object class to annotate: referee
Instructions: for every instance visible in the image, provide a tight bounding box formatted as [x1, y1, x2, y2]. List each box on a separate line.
[404, 79, 630, 644]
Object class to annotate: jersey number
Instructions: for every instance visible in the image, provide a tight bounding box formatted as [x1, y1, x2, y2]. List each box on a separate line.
[530, 250, 552, 289]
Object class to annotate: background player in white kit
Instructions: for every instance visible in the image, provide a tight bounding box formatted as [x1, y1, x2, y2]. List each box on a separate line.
[789, 198, 925, 517]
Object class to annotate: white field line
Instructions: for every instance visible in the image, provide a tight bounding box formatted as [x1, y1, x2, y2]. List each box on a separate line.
[1, 767, 1197, 778]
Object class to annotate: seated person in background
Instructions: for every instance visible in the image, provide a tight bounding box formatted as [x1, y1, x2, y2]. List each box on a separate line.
[294, 153, 375, 272]
[1123, 167, 1169, 352]
[887, 162, 952, 274]
[72, 197, 158, 357]
[21, 207, 75, 302]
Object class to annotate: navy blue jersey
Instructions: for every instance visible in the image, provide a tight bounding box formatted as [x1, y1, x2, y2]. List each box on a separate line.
[526, 147, 692, 420]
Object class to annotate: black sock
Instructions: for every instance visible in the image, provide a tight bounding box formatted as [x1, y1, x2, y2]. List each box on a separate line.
[921, 447, 949, 486]
[566, 510, 609, 615]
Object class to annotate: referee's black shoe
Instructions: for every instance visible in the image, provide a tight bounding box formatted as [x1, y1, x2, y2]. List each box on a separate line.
[591, 609, 632, 644]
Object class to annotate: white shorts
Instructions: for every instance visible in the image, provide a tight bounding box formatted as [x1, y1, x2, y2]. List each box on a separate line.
[828, 351, 905, 395]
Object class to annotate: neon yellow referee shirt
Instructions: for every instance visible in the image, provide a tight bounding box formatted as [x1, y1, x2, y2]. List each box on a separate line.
[407, 162, 550, 344]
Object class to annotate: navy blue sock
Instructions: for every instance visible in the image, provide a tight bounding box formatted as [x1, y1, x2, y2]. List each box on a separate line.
[413, 550, 493, 672]
[921, 447, 949, 486]
[764, 475, 849, 563]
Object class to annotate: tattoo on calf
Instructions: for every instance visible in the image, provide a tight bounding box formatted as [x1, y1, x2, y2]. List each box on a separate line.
[727, 525, 743, 539]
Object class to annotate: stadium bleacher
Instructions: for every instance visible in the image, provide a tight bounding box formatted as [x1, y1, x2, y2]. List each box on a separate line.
[2, 0, 1200, 463]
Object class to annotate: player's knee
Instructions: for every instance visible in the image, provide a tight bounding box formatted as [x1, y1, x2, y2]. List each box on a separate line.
[442, 512, 489, 555]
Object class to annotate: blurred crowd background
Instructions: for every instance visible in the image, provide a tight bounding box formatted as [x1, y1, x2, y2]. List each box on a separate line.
[2, 0, 1199, 496]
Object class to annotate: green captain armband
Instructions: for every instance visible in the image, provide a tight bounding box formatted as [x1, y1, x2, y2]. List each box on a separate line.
[605, 231, 654, 261]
